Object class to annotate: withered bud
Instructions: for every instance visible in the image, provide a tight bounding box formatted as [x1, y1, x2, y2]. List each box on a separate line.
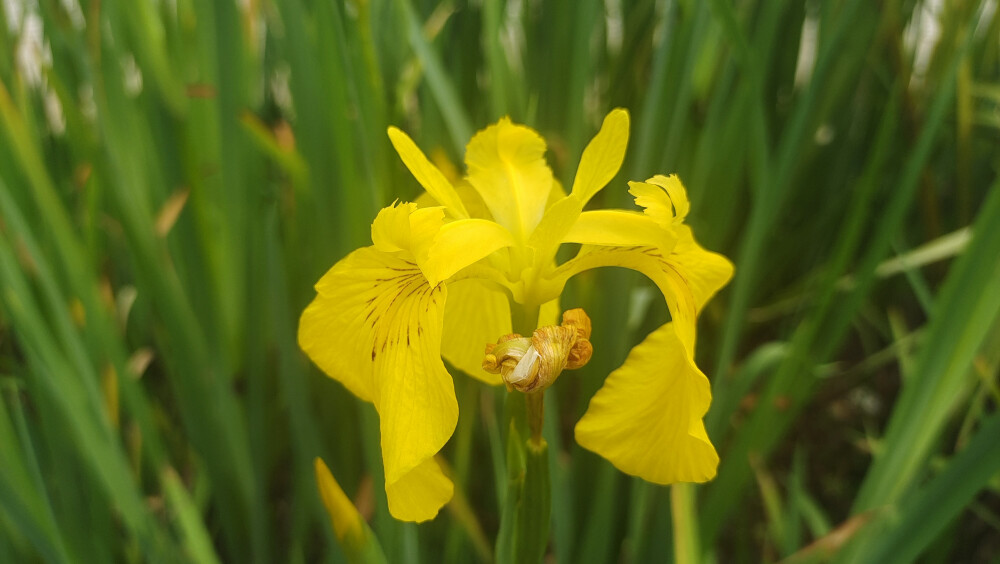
[482, 334, 531, 379]
[561, 308, 593, 369]
[566, 338, 593, 370]
[482, 309, 593, 393]
[562, 308, 592, 340]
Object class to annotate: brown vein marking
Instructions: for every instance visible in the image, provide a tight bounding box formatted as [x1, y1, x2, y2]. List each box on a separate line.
[375, 271, 422, 284]
[367, 269, 435, 360]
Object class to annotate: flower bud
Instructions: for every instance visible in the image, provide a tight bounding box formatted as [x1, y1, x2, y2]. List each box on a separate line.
[483, 309, 593, 393]
[482, 334, 531, 377]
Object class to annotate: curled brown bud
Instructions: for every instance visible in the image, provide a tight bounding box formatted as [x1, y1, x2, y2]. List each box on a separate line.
[526, 325, 578, 391]
[562, 308, 592, 340]
[561, 308, 593, 370]
[482, 309, 594, 393]
[482, 335, 532, 390]
[566, 338, 593, 370]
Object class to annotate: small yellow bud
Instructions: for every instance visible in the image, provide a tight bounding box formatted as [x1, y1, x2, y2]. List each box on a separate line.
[314, 457, 365, 547]
[483, 308, 594, 393]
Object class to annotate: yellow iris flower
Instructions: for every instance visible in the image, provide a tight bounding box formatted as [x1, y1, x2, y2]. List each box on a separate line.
[298, 109, 733, 522]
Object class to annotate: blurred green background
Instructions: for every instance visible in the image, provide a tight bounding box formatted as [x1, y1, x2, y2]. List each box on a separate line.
[1, 0, 999, 562]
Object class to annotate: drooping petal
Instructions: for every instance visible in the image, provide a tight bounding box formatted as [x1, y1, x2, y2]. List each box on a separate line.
[385, 457, 454, 522]
[575, 322, 718, 484]
[441, 278, 510, 385]
[670, 225, 734, 309]
[570, 108, 630, 204]
[550, 240, 731, 358]
[465, 117, 554, 239]
[548, 175, 732, 357]
[388, 127, 469, 218]
[298, 248, 457, 521]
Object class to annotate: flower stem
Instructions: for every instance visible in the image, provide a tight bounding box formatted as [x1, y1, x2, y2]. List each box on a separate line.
[525, 392, 545, 446]
[495, 304, 550, 564]
[671, 483, 701, 564]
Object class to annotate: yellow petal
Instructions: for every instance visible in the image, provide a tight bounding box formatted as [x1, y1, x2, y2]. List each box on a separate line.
[414, 190, 439, 209]
[429, 147, 462, 183]
[550, 237, 729, 357]
[388, 126, 469, 218]
[671, 225, 734, 309]
[441, 278, 509, 385]
[455, 181, 493, 220]
[298, 248, 457, 521]
[314, 458, 365, 544]
[416, 181, 493, 220]
[422, 219, 516, 285]
[527, 195, 584, 265]
[562, 210, 676, 250]
[371, 201, 417, 253]
[465, 117, 554, 239]
[370, 203, 512, 286]
[575, 322, 718, 484]
[527, 110, 629, 259]
[385, 456, 454, 522]
[371, 202, 445, 257]
[647, 174, 690, 221]
[570, 108, 630, 204]
[538, 297, 561, 327]
[628, 175, 691, 228]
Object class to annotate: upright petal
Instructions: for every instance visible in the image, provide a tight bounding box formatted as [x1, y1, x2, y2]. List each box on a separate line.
[575, 322, 718, 484]
[528, 109, 630, 260]
[388, 127, 469, 218]
[298, 248, 457, 521]
[570, 108, 630, 204]
[465, 118, 553, 239]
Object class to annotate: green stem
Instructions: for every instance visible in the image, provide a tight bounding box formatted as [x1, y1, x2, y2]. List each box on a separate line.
[525, 392, 545, 446]
[495, 304, 550, 564]
[671, 484, 701, 564]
